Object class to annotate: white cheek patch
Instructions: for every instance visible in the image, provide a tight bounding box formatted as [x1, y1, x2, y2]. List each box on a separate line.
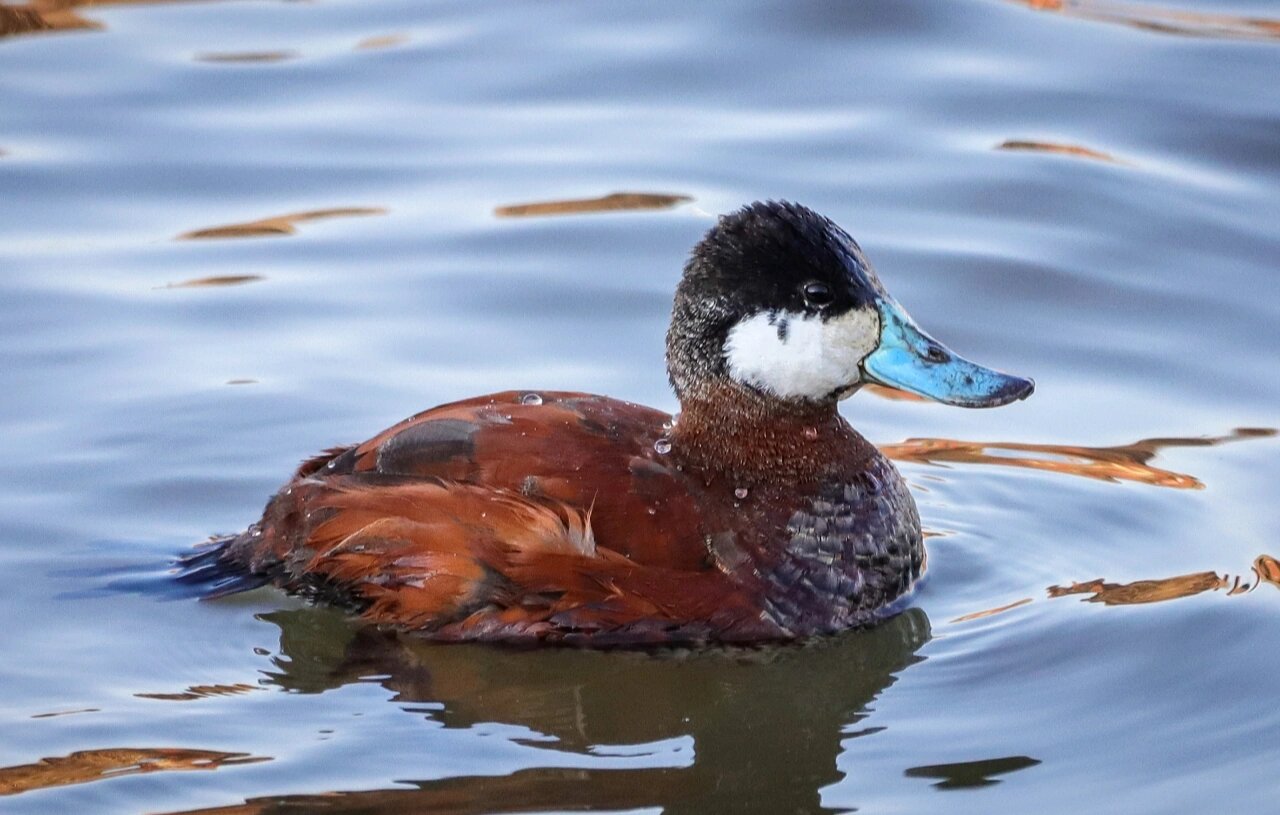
[724, 308, 881, 400]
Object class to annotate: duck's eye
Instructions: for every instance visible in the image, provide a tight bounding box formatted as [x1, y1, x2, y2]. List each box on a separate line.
[802, 281, 833, 308]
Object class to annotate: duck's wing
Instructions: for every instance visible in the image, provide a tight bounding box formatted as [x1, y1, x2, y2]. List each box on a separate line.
[219, 474, 774, 645]
[295, 391, 715, 570]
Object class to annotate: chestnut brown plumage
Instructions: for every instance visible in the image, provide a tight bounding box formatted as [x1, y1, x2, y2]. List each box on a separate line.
[185, 201, 1033, 646]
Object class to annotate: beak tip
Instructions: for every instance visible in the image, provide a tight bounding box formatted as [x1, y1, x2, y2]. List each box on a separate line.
[1015, 376, 1035, 402]
[989, 375, 1035, 407]
[962, 374, 1034, 408]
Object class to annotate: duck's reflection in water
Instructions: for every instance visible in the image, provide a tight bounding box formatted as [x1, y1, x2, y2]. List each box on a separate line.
[160, 608, 931, 815]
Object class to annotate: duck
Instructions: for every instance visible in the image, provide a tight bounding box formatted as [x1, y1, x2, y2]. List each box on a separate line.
[181, 201, 1033, 646]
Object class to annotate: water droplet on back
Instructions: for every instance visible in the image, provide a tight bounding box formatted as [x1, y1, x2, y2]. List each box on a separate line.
[654, 438, 672, 455]
[803, 427, 819, 441]
[734, 486, 749, 500]
[520, 392, 543, 406]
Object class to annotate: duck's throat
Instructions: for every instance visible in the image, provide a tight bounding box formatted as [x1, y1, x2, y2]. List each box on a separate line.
[669, 382, 876, 484]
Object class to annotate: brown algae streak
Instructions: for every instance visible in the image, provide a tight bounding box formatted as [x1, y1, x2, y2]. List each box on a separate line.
[0, 748, 269, 796]
[494, 192, 692, 218]
[178, 207, 387, 240]
[880, 428, 1276, 489]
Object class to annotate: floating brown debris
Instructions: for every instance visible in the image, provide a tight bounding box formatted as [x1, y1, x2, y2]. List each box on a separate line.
[178, 207, 387, 240]
[494, 192, 693, 218]
[997, 139, 1123, 164]
[158, 274, 264, 289]
[0, 747, 268, 796]
[196, 51, 300, 64]
[355, 33, 409, 50]
[136, 682, 263, 701]
[1008, 0, 1280, 43]
[881, 428, 1275, 489]
[225, 379, 259, 386]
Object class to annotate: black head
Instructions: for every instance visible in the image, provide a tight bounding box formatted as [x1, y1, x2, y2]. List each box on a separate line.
[666, 201, 887, 402]
[680, 200, 886, 326]
[665, 201, 1034, 408]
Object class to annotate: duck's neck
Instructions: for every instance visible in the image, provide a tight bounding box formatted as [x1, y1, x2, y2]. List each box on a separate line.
[670, 381, 876, 485]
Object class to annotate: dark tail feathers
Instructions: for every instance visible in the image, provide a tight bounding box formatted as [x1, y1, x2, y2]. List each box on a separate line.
[175, 535, 269, 600]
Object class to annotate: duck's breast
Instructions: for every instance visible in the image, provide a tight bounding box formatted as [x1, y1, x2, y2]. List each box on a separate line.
[753, 455, 924, 634]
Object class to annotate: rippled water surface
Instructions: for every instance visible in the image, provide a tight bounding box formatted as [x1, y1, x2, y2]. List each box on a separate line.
[2, 1, 1279, 812]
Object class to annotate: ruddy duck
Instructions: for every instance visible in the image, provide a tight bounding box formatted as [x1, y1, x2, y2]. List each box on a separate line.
[182, 201, 1033, 646]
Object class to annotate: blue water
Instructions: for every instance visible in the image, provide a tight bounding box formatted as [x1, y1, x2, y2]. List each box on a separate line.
[1, 1, 1278, 812]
